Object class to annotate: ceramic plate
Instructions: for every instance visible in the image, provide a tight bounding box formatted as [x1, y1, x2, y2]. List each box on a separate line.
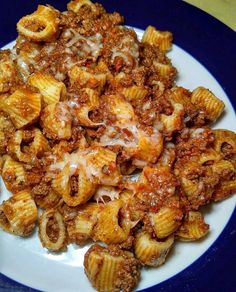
[0, 0, 236, 291]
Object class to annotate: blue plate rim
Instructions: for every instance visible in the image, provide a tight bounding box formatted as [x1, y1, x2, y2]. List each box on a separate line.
[0, 0, 236, 291]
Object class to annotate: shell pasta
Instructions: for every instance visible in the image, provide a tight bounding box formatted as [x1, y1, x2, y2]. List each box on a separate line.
[0, 0, 235, 291]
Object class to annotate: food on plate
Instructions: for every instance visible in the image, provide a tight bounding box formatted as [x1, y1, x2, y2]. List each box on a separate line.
[0, 0, 235, 291]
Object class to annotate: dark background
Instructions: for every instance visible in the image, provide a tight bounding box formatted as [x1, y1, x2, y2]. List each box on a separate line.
[0, 1, 236, 291]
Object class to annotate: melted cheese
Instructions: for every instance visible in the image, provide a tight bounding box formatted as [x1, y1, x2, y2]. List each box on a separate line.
[56, 102, 72, 122]
[65, 29, 103, 59]
[16, 48, 40, 81]
[66, 99, 79, 109]
[50, 150, 92, 177]
[49, 148, 116, 183]
[111, 35, 139, 64]
[99, 124, 139, 148]
[17, 57, 31, 81]
[111, 49, 130, 63]
[93, 186, 120, 203]
[191, 128, 205, 138]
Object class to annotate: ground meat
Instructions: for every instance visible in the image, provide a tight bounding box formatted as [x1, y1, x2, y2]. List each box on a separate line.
[67, 86, 90, 103]
[0, 50, 23, 93]
[139, 43, 177, 88]
[175, 127, 214, 159]
[114, 255, 140, 292]
[32, 181, 50, 197]
[60, 7, 123, 37]
[221, 142, 235, 160]
[142, 214, 155, 235]
[132, 89, 175, 127]
[0, 111, 15, 154]
[212, 174, 236, 202]
[139, 43, 167, 67]
[88, 94, 117, 124]
[70, 175, 79, 193]
[60, 4, 106, 32]
[108, 235, 135, 251]
[0, 205, 10, 230]
[0, 139, 7, 156]
[50, 127, 86, 154]
[58, 203, 80, 222]
[46, 216, 60, 243]
[101, 26, 139, 73]
[25, 166, 44, 185]
[135, 167, 179, 212]
[32, 182, 61, 209]
[175, 160, 220, 209]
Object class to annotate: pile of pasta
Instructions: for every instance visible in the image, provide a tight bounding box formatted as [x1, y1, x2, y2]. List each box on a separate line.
[0, 0, 235, 291]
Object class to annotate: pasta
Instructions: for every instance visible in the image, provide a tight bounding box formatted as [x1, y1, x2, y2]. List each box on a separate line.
[17, 5, 60, 42]
[40, 102, 72, 139]
[39, 209, 67, 251]
[0, 190, 37, 236]
[67, 202, 104, 245]
[8, 128, 50, 163]
[0, 50, 18, 93]
[92, 199, 130, 244]
[28, 72, 67, 105]
[73, 88, 102, 127]
[149, 206, 183, 238]
[1, 155, 28, 193]
[176, 211, 209, 241]
[142, 25, 173, 51]
[121, 86, 148, 102]
[84, 244, 140, 292]
[68, 66, 106, 93]
[0, 0, 235, 291]
[191, 87, 225, 122]
[134, 231, 174, 266]
[0, 88, 41, 129]
[67, 0, 97, 13]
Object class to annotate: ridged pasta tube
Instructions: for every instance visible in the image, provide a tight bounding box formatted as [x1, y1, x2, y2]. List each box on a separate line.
[149, 206, 183, 238]
[142, 25, 173, 51]
[84, 244, 140, 292]
[191, 87, 224, 122]
[0, 88, 41, 129]
[134, 231, 174, 266]
[28, 72, 66, 105]
[39, 209, 67, 251]
[176, 211, 209, 241]
[17, 5, 59, 42]
[67, 0, 97, 13]
[92, 199, 130, 244]
[1, 190, 37, 236]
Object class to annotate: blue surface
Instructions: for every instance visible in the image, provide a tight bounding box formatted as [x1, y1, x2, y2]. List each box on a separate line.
[0, 0, 236, 291]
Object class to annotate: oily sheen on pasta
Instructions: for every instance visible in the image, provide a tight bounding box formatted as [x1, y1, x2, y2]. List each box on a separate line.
[0, 0, 235, 291]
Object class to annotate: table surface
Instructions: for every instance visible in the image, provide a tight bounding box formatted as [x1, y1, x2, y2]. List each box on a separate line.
[185, 0, 236, 31]
[0, 0, 235, 291]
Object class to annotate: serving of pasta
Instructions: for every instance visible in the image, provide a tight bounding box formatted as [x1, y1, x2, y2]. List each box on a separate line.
[0, 0, 235, 291]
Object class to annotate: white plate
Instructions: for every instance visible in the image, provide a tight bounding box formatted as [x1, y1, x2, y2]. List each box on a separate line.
[0, 28, 236, 292]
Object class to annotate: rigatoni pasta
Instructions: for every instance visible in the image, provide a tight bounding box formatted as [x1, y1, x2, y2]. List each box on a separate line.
[28, 72, 67, 105]
[1, 155, 28, 193]
[191, 87, 225, 122]
[17, 5, 60, 42]
[84, 244, 140, 292]
[0, 88, 41, 129]
[134, 231, 174, 266]
[176, 211, 209, 241]
[0, 0, 235, 291]
[0, 190, 37, 236]
[39, 209, 67, 251]
[142, 25, 173, 51]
